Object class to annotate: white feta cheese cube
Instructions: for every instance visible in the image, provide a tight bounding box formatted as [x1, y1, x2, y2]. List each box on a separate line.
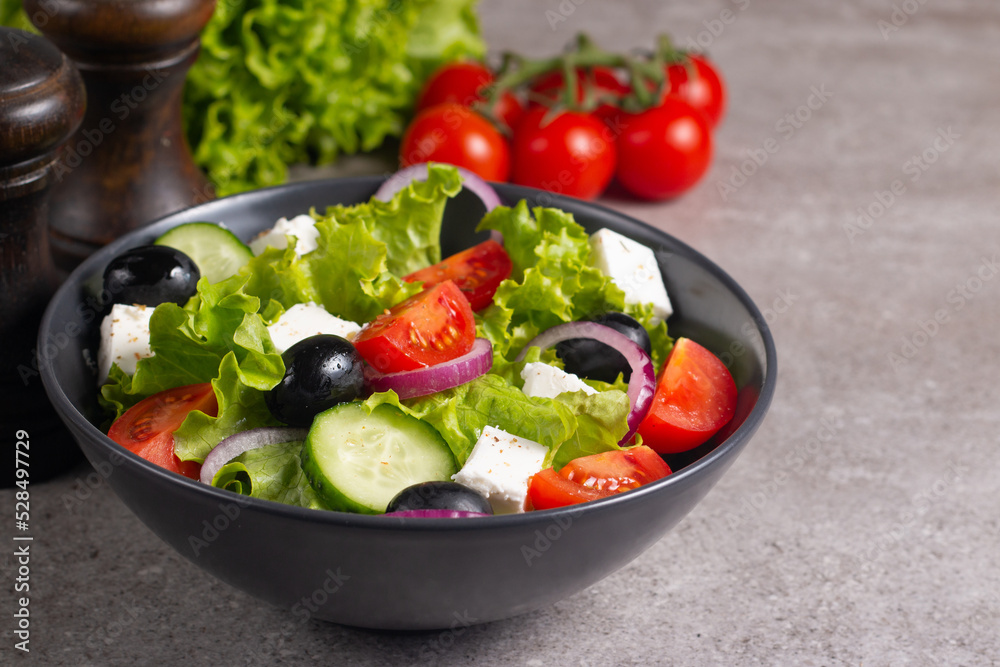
[267, 302, 361, 353]
[520, 362, 597, 400]
[98, 303, 154, 384]
[249, 214, 319, 256]
[452, 426, 548, 515]
[589, 228, 672, 323]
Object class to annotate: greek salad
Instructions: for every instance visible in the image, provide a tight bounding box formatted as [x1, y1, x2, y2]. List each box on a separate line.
[97, 164, 737, 517]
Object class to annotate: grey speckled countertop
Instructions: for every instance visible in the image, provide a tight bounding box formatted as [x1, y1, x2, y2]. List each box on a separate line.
[4, 0, 999, 665]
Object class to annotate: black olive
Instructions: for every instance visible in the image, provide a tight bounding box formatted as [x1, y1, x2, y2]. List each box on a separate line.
[555, 312, 652, 383]
[386, 481, 494, 515]
[103, 245, 200, 307]
[266, 334, 365, 427]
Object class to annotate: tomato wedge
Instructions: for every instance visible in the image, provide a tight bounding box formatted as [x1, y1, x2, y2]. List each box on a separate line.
[107, 383, 217, 479]
[528, 468, 606, 510]
[636, 337, 737, 454]
[353, 280, 476, 373]
[560, 446, 672, 493]
[527, 445, 672, 510]
[403, 240, 512, 311]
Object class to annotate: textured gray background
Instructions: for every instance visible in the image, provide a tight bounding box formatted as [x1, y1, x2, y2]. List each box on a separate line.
[3, 0, 999, 664]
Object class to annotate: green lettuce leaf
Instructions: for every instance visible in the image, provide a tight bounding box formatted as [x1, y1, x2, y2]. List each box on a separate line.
[238, 164, 460, 322]
[172, 352, 282, 463]
[476, 201, 673, 370]
[98, 273, 285, 419]
[322, 163, 463, 276]
[548, 390, 629, 470]
[211, 439, 326, 509]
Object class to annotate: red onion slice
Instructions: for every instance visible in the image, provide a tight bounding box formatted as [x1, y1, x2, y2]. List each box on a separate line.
[383, 510, 490, 518]
[515, 322, 656, 445]
[374, 163, 503, 212]
[364, 337, 493, 399]
[199, 426, 309, 485]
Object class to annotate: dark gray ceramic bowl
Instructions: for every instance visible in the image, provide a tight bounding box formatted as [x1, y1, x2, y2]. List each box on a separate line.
[39, 178, 776, 630]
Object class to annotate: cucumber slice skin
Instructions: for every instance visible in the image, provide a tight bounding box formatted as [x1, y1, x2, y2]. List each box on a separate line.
[155, 222, 253, 284]
[301, 402, 458, 515]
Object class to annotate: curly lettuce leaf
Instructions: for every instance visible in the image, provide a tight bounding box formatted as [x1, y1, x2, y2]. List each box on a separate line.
[547, 390, 629, 470]
[238, 164, 460, 322]
[475, 201, 673, 370]
[98, 274, 284, 419]
[184, 0, 484, 196]
[211, 439, 325, 509]
[172, 352, 282, 463]
[323, 163, 463, 276]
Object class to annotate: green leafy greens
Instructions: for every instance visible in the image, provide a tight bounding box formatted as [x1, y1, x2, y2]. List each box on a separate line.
[0, 0, 484, 195]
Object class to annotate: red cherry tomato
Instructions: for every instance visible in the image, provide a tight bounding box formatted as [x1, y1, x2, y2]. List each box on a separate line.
[665, 54, 726, 128]
[417, 61, 524, 131]
[527, 446, 672, 510]
[636, 338, 737, 454]
[615, 97, 713, 200]
[107, 383, 217, 479]
[530, 66, 629, 123]
[353, 280, 476, 373]
[400, 103, 511, 182]
[403, 240, 512, 311]
[527, 468, 606, 509]
[510, 107, 617, 200]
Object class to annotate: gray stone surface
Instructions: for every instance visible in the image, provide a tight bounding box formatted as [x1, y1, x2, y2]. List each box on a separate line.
[3, 0, 999, 664]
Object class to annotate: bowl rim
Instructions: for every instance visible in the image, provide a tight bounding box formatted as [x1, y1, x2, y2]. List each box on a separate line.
[39, 176, 777, 530]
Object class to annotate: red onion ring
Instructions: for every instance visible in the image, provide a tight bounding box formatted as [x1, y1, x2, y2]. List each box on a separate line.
[364, 337, 493, 399]
[383, 510, 490, 518]
[199, 426, 309, 485]
[515, 322, 656, 445]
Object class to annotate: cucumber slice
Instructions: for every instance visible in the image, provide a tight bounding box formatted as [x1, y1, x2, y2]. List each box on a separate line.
[301, 402, 457, 514]
[154, 222, 253, 284]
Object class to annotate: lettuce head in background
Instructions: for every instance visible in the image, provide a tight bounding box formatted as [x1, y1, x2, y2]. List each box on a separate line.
[0, 0, 484, 196]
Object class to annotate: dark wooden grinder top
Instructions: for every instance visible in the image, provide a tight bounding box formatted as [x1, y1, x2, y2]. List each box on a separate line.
[25, 0, 217, 270]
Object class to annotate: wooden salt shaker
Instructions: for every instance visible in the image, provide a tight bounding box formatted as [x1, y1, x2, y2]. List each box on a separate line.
[1, 27, 86, 484]
[25, 0, 217, 271]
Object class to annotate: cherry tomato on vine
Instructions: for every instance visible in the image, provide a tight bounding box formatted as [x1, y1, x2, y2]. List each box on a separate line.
[665, 54, 726, 128]
[615, 96, 712, 200]
[400, 103, 511, 182]
[510, 107, 616, 200]
[530, 66, 629, 124]
[417, 62, 524, 131]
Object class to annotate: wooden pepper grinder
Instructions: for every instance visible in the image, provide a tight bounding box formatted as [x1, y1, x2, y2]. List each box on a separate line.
[25, 0, 217, 271]
[1, 27, 86, 485]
